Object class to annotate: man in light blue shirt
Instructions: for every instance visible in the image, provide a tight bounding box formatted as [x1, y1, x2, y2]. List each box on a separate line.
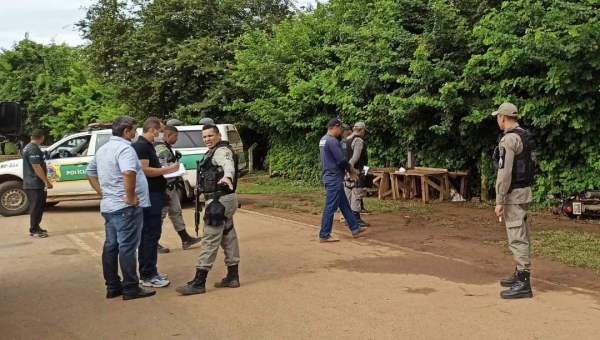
[86, 116, 155, 301]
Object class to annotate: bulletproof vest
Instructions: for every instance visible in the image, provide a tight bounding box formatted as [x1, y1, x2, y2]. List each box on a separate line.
[341, 135, 368, 170]
[504, 128, 536, 190]
[197, 141, 238, 194]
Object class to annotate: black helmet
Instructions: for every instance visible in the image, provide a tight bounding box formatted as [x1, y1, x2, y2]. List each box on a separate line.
[166, 119, 182, 126]
[199, 117, 215, 125]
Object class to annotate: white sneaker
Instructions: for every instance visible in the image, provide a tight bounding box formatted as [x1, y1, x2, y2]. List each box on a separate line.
[139, 273, 167, 284]
[142, 276, 170, 288]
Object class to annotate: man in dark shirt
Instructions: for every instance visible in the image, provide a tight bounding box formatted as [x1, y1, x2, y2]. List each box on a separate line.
[22, 129, 53, 238]
[132, 117, 180, 288]
[318, 118, 367, 243]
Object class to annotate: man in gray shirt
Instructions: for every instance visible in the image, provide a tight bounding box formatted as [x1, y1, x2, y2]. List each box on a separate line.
[86, 116, 156, 301]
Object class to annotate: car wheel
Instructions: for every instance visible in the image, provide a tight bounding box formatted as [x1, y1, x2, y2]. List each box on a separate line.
[0, 181, 29, 217]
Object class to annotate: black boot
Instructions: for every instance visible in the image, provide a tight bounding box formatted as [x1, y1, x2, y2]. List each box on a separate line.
[178, 229, 201, 250]
[176, 269, 208, 295]
[500, 268, 518, 287]
[214, 265, 240, 288]
[500, 271, 533, 299]
[354, 212, 370, 227]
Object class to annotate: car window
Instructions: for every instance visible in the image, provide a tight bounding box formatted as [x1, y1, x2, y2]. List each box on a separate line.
[227, 130, 242, 144]
[49, 135, 91, 159]
[95, 134, 111, 152]
[173, 131, 206, 148]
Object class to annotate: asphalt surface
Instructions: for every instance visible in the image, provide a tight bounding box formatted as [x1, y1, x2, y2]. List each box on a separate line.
[1, 201, 600, 340]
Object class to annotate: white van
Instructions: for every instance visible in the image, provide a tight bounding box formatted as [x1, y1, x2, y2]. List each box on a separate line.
[0, 124, 247, 216]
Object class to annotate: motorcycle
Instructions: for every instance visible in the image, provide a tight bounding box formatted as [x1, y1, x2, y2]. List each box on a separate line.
[548, 190, 600, 219]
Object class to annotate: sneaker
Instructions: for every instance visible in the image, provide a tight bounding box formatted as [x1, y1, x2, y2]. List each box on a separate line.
[158, 244, 170, 254]
[30, 231, 48, 238]
[139, 273, 167, 284]
[352, 227, 368, 237]
[142, 276, 170, 288]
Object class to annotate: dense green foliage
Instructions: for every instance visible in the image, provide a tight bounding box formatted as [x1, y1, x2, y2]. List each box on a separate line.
[3, 0, 600, 199]
[0, 39, 126, 139]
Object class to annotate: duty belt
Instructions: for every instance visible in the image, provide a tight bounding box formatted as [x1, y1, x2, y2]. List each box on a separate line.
[204, 190, 228, 200]
[166, 182, 177, 190]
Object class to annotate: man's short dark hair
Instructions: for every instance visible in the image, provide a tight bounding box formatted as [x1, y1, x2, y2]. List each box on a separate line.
[164, 125, 178, 134]
[143, 117, 162, 133]
[202, 124, 219, 134]
[31, 129, 45, 140]
[112, 116, 137, 137]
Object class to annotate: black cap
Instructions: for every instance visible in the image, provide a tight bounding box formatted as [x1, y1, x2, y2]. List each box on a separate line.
[327, 118, 343, 129]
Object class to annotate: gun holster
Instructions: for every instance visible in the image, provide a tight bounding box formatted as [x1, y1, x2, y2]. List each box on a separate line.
[204, 198, 226, 226]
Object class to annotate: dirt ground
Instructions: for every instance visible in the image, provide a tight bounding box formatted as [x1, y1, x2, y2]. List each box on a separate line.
[238, 194, 600, 293]
[2, 198, 600, 339]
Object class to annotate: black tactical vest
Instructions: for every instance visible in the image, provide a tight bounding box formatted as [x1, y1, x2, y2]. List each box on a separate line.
[197, 141, 239, 193]
[505, 128, 536, 190]
[341, 135, 368, 170]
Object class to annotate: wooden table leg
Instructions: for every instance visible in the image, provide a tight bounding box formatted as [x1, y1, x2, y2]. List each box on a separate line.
[460, 176, 467, 199]
[421, 176, 427, 204]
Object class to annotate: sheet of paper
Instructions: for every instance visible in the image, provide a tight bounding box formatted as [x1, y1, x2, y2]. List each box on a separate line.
[364, 166, 370, 175]
[163, 163, 187, 178]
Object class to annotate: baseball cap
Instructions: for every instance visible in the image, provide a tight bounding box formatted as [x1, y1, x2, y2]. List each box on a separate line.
[353, 122, 367, 130]
[327, 118, 343, 129]
[491, 103, 519, 117]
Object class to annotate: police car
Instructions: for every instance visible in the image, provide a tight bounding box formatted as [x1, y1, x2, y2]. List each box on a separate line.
[0, 122, 248, 216]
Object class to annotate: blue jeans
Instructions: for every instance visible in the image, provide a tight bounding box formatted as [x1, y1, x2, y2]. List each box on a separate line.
[139, 191, 166, 280]
[101, 206, 144, 294]
[320, 182, 359, 240]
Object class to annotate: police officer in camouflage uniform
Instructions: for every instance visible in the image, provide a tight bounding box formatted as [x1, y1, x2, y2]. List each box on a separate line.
[176, 124, 241, 295]
[342, 122, 370, 227]
[154, 125, 201, 251]
[492, 103, 535, 299]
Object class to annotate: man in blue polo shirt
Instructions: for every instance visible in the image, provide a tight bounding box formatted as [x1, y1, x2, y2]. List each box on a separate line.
[319, 118, 368, 242]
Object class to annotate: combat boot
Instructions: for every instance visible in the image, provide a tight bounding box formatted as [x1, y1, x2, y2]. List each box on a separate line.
[214, 265, 240, 288]
[500, 268, 518, 287]
[176, 269, 208, 295]
[500, 271, 533, 299]
[178, 229, 201, 250]
[354, 212, 370, 227]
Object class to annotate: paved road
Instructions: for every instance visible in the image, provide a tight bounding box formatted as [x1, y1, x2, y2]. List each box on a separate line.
[1, 201, 599, 340]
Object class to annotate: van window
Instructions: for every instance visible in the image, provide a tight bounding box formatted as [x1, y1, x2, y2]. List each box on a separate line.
[173, 131, 206, 148]
[227, 130, 242, 144]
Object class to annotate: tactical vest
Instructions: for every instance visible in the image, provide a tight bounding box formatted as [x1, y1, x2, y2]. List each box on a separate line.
[341, 135, 368, 170]
[197, 141, 238, 194]
[504, 128, 536, 190]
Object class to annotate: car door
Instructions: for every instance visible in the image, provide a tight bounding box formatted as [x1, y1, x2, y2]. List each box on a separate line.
[46, 134, 95, 195]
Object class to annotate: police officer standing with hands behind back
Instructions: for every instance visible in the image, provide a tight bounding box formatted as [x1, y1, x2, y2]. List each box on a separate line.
[177, 124, 241, 296]
[492, 102, 536, 299]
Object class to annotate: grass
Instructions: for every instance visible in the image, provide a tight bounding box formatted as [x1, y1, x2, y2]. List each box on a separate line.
[240, 176, 438, 215]
[492, 230, 600, 272]
[254, 201, 314, 214]
[237, 177, 323, 195]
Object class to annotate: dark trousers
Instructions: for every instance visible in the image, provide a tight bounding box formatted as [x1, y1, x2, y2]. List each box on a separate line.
[101, 206, 144, 294]
[26, 189, 47, 233]
[138, 191, 166, 280]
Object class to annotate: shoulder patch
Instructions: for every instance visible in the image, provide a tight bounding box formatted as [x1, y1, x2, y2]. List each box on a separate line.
[319, 139, 327, 146]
